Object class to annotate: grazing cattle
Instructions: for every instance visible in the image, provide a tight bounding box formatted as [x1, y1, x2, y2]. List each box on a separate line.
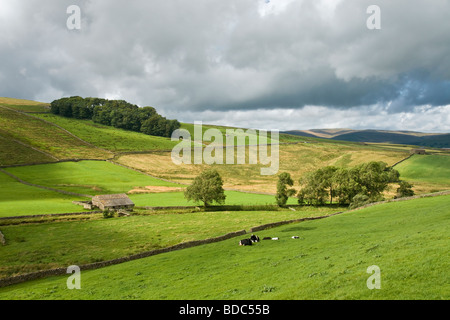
[250, 234, 260, 243]
[239, 238, 252, 246]
[292, 236, 299, 239]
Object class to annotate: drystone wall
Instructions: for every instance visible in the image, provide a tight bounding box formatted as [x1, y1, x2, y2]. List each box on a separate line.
[0, 229, 247, 288]
[0, 231, 5, 245]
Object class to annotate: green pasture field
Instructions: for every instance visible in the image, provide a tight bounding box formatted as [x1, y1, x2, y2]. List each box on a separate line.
[0, 171, 91, 218]
[0, 160, 293, 218]
[395, 155, 450, 194]
[0, 206, 338, 279]
[34, 113, 182, 153]
[0, 195, 447, 300]
[129, 190, 297, 207]
[2, 160, 180, 197]
[395, 155, 450, 185]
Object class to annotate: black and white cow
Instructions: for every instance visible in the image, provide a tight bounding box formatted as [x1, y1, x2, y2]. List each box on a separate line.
[239, 238, 252, 246]
[250, 234, 260, 243]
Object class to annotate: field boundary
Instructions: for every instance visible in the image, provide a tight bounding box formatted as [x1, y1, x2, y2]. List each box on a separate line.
[136, 204, 282, 211]
[0, 105, 115, 157]
[0, 133, 59, 161]
[0, 211, 102, 222]
[348, 190, 450, 212]
[1, 191, 449, 288]
[391, 154, 414, 168]
[0, 168, 92, 198]
[0, 229, 247, 288]
[0, 210, 344, 288]
[0, 230, 5, 245]
[0, 158, 109, 169]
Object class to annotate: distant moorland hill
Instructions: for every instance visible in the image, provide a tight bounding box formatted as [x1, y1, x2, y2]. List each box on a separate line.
[283, 129, 450, 148]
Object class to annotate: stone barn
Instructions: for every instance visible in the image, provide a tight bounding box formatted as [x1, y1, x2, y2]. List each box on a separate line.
[410, 149, 426, 155]
[92, 194, 135, 211]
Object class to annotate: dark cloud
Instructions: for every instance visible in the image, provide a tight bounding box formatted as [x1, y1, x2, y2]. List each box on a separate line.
[0, 0, 449, 131]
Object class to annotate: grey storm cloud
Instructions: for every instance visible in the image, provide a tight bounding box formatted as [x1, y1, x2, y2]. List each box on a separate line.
[1, 0, 450, 130]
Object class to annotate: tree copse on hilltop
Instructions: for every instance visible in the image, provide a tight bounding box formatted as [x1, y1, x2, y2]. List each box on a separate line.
[50, 96, 180, 138]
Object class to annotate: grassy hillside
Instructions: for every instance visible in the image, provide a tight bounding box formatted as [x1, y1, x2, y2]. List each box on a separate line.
[34, 113, 181, 153]
[117, 142, 409, 194]
[0, 160, 296, 218]
[2, 160, 180, 198]
[0, 171, 91, 218]
[284, 128, 450, 148]
[0, 106, 110, 162]
[0, 97, 50, 113]
[0, 134, 56, 166]
[395, 155, 450, 194]
[0, 206, 337, 279]
[0, 195, 448, 300]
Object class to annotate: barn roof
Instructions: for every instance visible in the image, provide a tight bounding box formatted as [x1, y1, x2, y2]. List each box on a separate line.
[92, 193, 134, 207]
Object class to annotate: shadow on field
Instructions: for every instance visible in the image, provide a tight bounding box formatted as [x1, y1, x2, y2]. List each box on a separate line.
[281, 226, 316, 232]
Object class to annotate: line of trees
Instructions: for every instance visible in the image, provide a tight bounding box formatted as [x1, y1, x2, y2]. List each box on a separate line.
[50, 96, 180, 138]
[178, 162, 415, 209]
[276, 161, 414, 208]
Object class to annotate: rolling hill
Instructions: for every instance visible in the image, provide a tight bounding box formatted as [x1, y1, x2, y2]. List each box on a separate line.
[284, 129, 450, 148]
[0, 97, 448, 302]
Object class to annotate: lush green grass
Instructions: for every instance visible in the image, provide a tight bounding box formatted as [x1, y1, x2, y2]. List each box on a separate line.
[0, 171, 91, 218]
[34, 114, 181, 152]
[0, 160, 295, 217]
[3, 161, 180, 197]
[395, 155, 450, 194]
[1, 195, 447, 300]
[0, 206, 337, 278]
[396, 155, 450, 185]
[130, 190, 297, 207]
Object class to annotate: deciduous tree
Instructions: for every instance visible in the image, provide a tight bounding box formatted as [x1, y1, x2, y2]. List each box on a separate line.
[184, 169, 226, 207]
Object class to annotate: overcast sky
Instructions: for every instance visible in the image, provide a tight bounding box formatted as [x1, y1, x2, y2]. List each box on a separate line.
[1, 0, 449, 132]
